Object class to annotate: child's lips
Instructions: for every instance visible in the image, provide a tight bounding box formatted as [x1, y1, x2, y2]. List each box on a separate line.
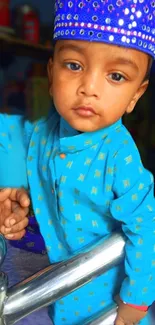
[73, 106, 96, 117]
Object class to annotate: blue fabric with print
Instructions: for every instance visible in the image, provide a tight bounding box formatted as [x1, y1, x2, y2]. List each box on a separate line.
[0, 114, 46, 254]
[0, 112, 155, 325]
[0, 114, 28, 188]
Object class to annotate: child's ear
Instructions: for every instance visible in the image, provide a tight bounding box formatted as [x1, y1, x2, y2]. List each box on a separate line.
[47, 58, 53, 97]
[126, 80, 149, 114]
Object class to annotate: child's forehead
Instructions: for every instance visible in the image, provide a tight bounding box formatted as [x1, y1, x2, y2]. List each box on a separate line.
[55, 39, 148, 64]
[54, 0, 155, 59]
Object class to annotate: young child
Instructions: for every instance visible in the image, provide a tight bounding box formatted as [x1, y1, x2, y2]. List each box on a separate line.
[0, 1, 155, 324]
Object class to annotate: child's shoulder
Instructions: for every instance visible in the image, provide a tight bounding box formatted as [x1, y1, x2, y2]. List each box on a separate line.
[24, 111, 60, 146]
[0, 113, 26, 147]
[27, 111, 60, 134]
[117, 123, 136, 145]
[107, 121, 137, 151]
[0, 113, 24, 128]
[113, 123, 142, 165]
[106, 122, 140, 163]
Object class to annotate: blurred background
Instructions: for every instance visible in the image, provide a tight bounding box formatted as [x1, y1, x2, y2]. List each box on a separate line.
[0, 0, 54, 120]
[0, 0, 155, 177]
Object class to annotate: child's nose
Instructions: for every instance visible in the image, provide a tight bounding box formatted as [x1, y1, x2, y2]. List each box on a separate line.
[77, 71, 102, 99]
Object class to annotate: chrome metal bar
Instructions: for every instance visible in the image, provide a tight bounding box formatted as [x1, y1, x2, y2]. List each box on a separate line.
[0, 235, 7, 267]
[0, 235, 8, 325]
[0, 273, 8, 325]
[2, 232, 125, 325]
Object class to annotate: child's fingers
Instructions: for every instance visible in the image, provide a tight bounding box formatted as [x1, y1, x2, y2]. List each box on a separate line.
[0, 188, 12, 202]
[10, 217, 29, 233]
[4, 206, 29, 228]
[114, 318, 125, 325]
[11, 202, 29, 217]
[16, 190, 30, 208]
[0, 225, 11, 235]
[10, 189, 30, 208]
[5, 229, 26, 240]
[1, 217, 29, 235]
[10, 202, 29, 221]
[3, 198, 12, 210]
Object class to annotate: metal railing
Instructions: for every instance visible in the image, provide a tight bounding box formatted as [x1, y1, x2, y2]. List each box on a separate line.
[0, 233, 125, 325]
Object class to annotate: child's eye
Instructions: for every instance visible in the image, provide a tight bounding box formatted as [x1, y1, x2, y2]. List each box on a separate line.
[109, 73, 126, 82]
[65, 62, 82, 71]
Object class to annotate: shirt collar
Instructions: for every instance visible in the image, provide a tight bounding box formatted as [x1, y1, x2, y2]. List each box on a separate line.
[59, 117, 122, 153]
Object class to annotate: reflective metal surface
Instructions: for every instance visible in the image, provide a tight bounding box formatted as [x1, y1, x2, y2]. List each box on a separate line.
[0, 236, 7, 268]
[2, 232, 125, 325]
[0, 236, 7, 325]
[0, 272, 8, 325]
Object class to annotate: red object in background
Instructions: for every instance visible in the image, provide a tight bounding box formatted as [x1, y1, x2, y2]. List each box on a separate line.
[23, 10, 40, 44]
[0, 0, 10, 27]
[12, 5, 40, 43]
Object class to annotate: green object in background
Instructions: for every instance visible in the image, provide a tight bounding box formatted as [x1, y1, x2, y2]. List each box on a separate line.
[26, 77, 51, 120]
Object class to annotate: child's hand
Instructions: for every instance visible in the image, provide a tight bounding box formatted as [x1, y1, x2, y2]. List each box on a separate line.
[0, 188, 30, 240]
[115, 298, 147, 325]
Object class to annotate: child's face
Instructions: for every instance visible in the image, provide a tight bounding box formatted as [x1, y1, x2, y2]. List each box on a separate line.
[48, 40, 149, 132]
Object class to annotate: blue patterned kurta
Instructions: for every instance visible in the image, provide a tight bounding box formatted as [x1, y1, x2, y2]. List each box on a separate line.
[0, 114, 46, 254]
[0, 112, 155, 325]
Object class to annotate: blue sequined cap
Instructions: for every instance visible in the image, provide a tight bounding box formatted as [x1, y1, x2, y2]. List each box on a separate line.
[54, 0, 155, 58]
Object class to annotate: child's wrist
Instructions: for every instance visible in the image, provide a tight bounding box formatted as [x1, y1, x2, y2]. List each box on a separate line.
[123, 301, 148, 312]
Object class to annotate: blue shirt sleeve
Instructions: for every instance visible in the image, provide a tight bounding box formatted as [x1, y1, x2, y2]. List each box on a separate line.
[110, 139, 155, 306]
[0, 114, 28, 188]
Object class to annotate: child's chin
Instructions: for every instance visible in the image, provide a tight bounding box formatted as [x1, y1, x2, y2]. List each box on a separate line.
[73, 123, 98, 133]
